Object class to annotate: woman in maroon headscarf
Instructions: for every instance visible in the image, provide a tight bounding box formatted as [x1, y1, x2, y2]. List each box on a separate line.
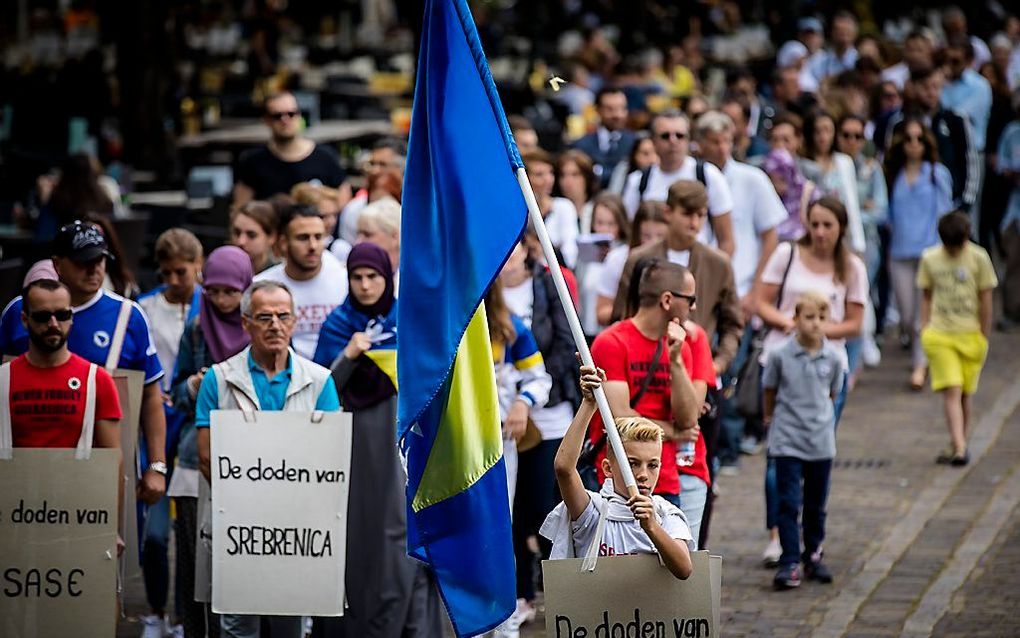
[169, 245, 253, 638]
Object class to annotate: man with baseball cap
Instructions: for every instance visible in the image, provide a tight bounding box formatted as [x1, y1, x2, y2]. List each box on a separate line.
[0, 220, 168, 504]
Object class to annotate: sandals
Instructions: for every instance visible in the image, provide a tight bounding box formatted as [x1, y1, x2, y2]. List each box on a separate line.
[936, 447, 969, 466]
[909, 366, 927, 391]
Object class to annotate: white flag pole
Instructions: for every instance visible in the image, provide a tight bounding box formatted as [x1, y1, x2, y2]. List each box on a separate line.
[514, 167, 639, 496]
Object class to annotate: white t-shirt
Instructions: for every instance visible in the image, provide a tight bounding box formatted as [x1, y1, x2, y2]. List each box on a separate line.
[722, 160, 789, 297]
[666, 249, 690, 266]
[596, 244, 631, 299]
[137, 292, 190, 392]
[759, 242, 869, 370]
[254, 253, 348, 359]
[621, 157, 734, 247]
[545, 197, 580, 269]
[570, 493, 693, 557]
[501, 274, 572, 439]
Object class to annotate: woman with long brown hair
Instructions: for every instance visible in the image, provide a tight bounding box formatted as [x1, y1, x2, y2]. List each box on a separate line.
[555, 149, 601, 234]
[883, 117, 954, 389]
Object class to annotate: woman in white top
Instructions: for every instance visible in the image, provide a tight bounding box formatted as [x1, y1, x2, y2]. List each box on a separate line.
[523, 148, 579, 268]
[800, 110, 866, 254]
[594, 201, 669, 328]
[555, 149, 601, 235]
[576, 193, 630, 338]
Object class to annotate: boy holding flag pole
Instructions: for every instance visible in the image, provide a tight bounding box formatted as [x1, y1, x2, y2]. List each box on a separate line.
[398, 0, 638, 635]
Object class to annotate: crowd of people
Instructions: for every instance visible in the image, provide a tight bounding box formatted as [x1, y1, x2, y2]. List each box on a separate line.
[2, 3, 1020, 638]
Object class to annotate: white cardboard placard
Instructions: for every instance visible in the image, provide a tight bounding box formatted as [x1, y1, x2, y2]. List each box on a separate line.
[543, 551, 722, 638]
[0, 448, 120, 638]
[211, 409, 352, 616]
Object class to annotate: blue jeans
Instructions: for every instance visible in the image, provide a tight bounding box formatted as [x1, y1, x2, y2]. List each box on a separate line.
[678, 474, 708, 549]
[657, 492, 681, 508]
[221, 615, 303, 638]
[774, 457, 832, 567]
[140, 494, 170, 612]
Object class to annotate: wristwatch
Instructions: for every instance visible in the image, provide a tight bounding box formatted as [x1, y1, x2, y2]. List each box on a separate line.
[147, 461, 169, 476]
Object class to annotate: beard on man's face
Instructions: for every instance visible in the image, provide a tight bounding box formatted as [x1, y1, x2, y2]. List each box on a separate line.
[29, 327, 67, 353]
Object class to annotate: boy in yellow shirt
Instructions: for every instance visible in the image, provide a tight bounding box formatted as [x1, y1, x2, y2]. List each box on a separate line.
[918, 212, 998, 466]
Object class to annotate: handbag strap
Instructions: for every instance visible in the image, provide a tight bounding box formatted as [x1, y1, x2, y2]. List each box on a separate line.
[105, 299, 133, 372]
[776, 242, 796, 310]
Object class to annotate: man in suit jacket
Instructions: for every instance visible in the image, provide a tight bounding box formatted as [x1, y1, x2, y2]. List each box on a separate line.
[573, 87, 637, 187]
[611, 180, 743, 375]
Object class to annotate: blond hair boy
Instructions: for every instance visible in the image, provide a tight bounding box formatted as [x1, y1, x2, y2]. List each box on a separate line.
[541, 365, 694, 579]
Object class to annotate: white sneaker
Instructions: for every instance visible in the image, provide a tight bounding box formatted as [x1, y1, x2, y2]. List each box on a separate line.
[493, 598, 536, 637]
[762, 538, 782, 568]
[139, 615, 165, 638]
[862, 336, 882, 367]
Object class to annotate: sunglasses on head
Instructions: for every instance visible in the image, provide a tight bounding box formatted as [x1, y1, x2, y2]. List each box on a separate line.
[658, 131, 688, 141]
[29, 309, 73, 324]
[268, 110, 299, 121]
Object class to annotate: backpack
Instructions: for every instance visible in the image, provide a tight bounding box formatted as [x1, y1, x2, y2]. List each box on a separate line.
[637, 159, 716, 238]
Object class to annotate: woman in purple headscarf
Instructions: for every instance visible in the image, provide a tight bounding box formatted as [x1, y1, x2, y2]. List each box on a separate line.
[168, 245, 252, 638]
[763, 147, 816, 242]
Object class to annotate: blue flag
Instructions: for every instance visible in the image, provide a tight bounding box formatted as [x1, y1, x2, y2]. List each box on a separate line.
[397, 0, 527, 635]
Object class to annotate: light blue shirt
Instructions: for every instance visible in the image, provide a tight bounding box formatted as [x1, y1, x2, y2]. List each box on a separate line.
[889, 162, 954, 260]
[941, 69, 993, 152]
[195, 351, 340, 428]
[998, 121, 1020, 232]
[809, 47, 858, 83]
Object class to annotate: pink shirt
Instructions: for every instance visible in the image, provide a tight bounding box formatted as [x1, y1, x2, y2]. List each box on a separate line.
[760, 242, 868, 370]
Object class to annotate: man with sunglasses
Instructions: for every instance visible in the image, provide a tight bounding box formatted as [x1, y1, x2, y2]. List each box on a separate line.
[0, 221, 168, 505]
[195, 280, 339, 638]
[622, 109, 736, 257]
[3, 278, 122, 451]
[232, 91, 346, 206]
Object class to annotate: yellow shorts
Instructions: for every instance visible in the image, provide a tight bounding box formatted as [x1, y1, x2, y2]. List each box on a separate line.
[920, 328, 989, 395]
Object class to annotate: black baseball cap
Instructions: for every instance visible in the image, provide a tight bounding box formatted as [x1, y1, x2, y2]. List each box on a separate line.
[53, 220, 113, 263]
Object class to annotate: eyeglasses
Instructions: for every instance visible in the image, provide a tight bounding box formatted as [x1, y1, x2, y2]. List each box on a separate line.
[657, 131, 688, 141]
[840, 131, 864, 140]
[268, 110, 299, 121]
[246, 312, 295, 326]
[28, 309, 73, 324]
[881, 91, 899, 100]
[669, 291, 697, 305]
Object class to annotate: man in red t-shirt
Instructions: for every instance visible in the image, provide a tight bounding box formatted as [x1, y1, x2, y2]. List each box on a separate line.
[3, 279, 121, 450]
[589, 261, 703, 506]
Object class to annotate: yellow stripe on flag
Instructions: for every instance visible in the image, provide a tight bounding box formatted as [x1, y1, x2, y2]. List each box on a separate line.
[365, 349, 399, 390]
[412, 306, 503, 512]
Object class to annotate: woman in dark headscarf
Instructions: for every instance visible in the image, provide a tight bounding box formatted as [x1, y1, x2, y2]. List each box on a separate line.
[169, 245, 253, 638]
[312, 242, 442, 638]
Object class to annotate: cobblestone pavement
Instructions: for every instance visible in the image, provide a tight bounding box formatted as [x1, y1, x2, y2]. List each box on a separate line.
[118, 331, 1020, 637]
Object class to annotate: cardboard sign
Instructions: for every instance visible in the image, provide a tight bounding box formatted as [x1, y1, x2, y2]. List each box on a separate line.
[543, 551, 722, 638]
[0, 448, 120, 638]
[111, 369, 143, 584]
[211, 410, 353, 616]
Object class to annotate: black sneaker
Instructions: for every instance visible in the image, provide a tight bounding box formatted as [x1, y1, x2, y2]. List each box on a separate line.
[773, 564, 802, 589]
[803, 559, 833, 583]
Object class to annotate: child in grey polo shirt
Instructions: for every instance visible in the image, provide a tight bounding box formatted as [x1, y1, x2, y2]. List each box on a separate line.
[762, 291, 844, 590]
